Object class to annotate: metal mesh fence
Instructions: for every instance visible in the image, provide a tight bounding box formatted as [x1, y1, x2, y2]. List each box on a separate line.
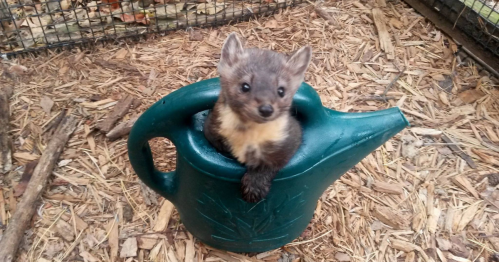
[0, 0, 300, 57]
[416, 0, 499, 56]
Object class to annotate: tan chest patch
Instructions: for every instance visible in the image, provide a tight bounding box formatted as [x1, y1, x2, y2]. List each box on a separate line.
[217, 105, 288, 163]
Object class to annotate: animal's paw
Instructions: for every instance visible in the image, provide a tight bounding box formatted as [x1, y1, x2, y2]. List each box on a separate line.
[241, 173, 271, 203]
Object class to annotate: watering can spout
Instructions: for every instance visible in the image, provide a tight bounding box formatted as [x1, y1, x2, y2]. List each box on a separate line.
[327, 106, 411, 155]
[281, 103, 410, 184]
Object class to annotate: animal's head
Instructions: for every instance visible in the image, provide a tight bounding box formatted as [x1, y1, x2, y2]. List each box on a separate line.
[218, 32, 312, 123]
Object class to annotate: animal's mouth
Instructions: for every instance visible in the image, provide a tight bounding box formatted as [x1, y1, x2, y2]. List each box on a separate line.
[248, 111, 282, 124]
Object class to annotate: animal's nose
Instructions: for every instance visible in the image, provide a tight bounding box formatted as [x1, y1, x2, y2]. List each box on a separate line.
[258, 104, 274, 117]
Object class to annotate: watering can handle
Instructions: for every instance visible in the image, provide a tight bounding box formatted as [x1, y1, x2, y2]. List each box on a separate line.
[127, 78, 326, 201]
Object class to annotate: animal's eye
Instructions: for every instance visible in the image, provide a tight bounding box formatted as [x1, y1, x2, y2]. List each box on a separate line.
[277, 87, 285, 97]
[241, 83, 251, 92]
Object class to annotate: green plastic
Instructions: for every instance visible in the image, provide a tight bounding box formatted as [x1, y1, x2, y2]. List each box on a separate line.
[127, 77, 410, 252]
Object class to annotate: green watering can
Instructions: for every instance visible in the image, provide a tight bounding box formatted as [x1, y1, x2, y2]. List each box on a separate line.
[127, 77, 410, 252]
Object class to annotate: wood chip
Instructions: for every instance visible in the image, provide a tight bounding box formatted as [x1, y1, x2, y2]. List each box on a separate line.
[373, 206, 408, 229]
[372, 8, 394, 60]
[12, 152, 40, 161]
[451, 175, 479, 199]
[372, 181, 404, 194]
[120, 237, 138, 258]
[410, 127, 442, 137]
[442, 135, 476, 169]
[40, 96, 54, 114]
[314, 5, 339, 27]
[456, 203, 480, 231]
[55, 219, 75, 242]
[107, 218, 119, 261]
[153, 200, 175, 232]
[138, 237, 158, 250]
[106, 116, 138, 141]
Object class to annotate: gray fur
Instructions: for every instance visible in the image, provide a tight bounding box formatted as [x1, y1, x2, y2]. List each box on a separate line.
[204, 32, 312, 203]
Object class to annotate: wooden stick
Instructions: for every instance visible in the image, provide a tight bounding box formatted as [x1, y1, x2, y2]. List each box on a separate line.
[0, 86, 13, 174]
[0, 116, 78, 262]
[96, 95, 134, 133]
[106, 116, 138, 141]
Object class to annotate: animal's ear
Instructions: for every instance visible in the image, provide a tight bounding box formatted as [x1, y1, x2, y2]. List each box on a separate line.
[284, 46, 312, 80]
[219, 32, 244, 69]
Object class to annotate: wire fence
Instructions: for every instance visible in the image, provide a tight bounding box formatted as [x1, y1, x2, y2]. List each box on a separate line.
[417, 0, 499, 56]
[0, 0, 498, 61]
[0, 0, 300, 57]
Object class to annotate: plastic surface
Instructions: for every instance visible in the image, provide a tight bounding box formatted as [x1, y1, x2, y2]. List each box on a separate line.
[127, 77, 410, 252]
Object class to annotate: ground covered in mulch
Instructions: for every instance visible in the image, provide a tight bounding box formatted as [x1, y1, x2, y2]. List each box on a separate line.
[0, 0, 499, 261]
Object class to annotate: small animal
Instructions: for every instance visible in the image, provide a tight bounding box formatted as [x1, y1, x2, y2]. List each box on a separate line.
[203, 32, 312, 203]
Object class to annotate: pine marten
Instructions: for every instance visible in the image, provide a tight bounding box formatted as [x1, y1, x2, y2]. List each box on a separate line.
[203, 32, 312, 203]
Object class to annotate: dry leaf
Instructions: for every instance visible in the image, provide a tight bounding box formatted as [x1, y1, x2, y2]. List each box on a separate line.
[40, 96, 54, 114]
[102, 0, 120, 10]
[120, 13, 149, 25]
[456, 89, 485, 104]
